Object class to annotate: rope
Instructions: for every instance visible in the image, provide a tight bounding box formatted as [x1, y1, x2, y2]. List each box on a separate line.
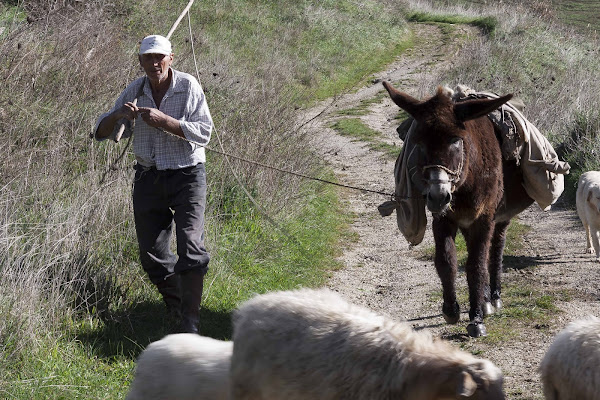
[181, 3, 394, 200]
[152, 124, 396, 199]
[421, 140, 464, 192]
[101, 0, 398, 202]
[208, 145, 396, 198]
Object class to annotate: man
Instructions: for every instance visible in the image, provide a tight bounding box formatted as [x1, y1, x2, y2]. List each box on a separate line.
[94, 34, 213, 334]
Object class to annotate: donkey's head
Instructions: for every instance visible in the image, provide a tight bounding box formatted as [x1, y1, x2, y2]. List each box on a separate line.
[383, 81, 512, 214]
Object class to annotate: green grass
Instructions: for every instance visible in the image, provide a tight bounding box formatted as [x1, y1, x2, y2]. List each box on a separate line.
[335, 94, 388, 117]
[432, 282, 562, 346]
[481, 284, 559, 344]
[330, 117, 401, 159]
[406, 11, 498, 35]
[552, 0, 600, 32]
[504, 219, 531, 255]
[1, 339, 134, 399]
[205, 183, 347, 311]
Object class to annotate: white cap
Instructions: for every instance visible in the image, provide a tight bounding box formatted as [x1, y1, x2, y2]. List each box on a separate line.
[139, 35, 172, 55]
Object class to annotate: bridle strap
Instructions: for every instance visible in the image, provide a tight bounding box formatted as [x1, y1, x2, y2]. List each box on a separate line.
[421, 141, 464, 191]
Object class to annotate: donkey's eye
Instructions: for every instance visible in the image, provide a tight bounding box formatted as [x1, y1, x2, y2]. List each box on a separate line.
[449, 137, 462, 148]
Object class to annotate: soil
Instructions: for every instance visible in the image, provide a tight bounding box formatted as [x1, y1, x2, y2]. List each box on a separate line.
[303, 23, 600, 400]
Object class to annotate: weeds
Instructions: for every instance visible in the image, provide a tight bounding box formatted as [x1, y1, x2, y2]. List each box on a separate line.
[330, 118, 401, 159]
[0, 0, 408, 397]
[406, 11, 498, 35]
[3, 0, 600, 398]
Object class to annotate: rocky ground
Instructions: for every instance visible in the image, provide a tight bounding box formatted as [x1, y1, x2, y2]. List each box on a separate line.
[303, 23, 600, 399]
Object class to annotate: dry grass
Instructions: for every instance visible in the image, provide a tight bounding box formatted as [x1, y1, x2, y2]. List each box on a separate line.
[0, 0, 409, 377]
[2, 0, 600, 395]
[404, 0, 600, 198]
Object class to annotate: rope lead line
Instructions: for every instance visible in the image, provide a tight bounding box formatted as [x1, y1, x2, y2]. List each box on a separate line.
[156, 126, 395, 198]
[107, 0, 396, 200]
[206, 144, 395, 198]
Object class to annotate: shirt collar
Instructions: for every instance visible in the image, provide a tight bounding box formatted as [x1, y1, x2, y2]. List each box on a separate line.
[142, 68, 185, 100]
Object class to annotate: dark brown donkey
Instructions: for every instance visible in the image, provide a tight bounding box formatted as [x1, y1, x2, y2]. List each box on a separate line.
[383, 81, 534, 337]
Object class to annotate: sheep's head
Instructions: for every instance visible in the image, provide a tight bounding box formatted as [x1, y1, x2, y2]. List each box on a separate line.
[453, 360, 505, 400]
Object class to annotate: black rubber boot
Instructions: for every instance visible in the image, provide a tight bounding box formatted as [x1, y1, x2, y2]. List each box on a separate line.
[155, 274, 181, 317]
[178, 269, 204, 334]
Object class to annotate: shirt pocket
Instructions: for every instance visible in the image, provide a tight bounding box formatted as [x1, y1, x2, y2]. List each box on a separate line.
[163, 92, 186, 120]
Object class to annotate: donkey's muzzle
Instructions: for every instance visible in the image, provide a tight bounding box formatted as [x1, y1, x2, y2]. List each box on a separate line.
[426, 190, 452, 214]
[425, 169, 453, 213]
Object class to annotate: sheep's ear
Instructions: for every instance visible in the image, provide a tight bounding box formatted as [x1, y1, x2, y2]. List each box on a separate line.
[588, 190, 593, 203]
[456, 371, 478, 397]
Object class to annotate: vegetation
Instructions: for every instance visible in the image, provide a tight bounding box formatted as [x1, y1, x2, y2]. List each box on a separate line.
[0, 0, 409, 397]
[330, 117, 400, 159]
[552, 0, 600, 32]
[414, 0, 600, 199]
[1, 0, 600, 398]
[406, 11, 498, 35]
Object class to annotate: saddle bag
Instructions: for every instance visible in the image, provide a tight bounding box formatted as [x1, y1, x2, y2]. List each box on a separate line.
[378, 120, 427, 246]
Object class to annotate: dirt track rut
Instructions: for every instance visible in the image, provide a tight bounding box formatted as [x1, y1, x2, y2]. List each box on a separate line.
[303, 23, 600, 399]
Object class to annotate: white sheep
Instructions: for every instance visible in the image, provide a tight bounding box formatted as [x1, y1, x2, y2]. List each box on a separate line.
[539, 316, 600, 400]
[126, 333, 232, 400]
[230, 288, 505, 400]
[576, 171, 600, 262]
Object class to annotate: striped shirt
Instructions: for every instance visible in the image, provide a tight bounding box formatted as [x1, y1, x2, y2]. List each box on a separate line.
[95, 68, 213, 170]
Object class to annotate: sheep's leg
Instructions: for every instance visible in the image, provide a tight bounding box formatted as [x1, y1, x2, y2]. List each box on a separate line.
[432, 217, 460, 324]
[591, 226, 600, 262]
[464, 217, 494, 338]
[584, 222, 593, 254]
[487, 221, 509, 314]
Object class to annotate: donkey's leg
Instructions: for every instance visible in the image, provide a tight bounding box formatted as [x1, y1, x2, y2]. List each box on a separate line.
[432, 217, 459, 324]
[487, 221, 510, 313]
[464, 217, 494, 338]
[463, 228, 494, 316]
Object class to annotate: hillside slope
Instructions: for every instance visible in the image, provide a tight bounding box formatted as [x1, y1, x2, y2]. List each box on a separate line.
[305, 22, 600, 400]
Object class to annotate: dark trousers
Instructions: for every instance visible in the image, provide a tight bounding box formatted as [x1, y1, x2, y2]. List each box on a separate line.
[133, 163, 209, 285]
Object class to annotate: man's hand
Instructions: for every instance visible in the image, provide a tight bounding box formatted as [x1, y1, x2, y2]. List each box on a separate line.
[118, 101, 140, 121]
[138, 107, 167, 129]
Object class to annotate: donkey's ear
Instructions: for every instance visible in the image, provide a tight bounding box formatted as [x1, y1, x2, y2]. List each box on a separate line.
[453, 94, 513, 122]
[382, 81, 424, 120]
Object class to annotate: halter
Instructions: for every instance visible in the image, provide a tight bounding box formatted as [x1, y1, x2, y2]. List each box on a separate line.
[421, 140, 464, 192]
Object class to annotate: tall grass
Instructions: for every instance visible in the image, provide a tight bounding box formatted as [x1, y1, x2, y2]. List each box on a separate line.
[0, 0, 410, 397]
[404, 0, 600, 199]
[3, 0, 600, 397]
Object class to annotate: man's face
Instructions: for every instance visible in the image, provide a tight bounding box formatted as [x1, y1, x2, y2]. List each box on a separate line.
[139, 53, 173, 85]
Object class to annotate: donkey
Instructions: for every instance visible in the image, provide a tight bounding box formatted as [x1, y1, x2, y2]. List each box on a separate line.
[383, 81, 534, 337]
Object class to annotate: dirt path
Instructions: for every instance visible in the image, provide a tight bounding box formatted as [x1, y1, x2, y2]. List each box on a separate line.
[304, 23, 600, 400]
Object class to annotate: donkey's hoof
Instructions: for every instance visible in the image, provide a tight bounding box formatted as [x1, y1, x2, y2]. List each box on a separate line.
[442, 302, 460, 325]
[492, 298, 503, 310]
[467, 322, 487, 338]
[484, 302, 495, 316]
